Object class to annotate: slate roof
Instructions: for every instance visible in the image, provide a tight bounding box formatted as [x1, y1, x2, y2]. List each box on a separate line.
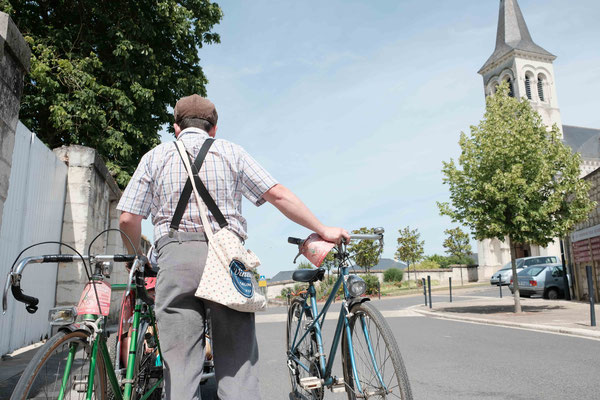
[563, 125, 600, 160]
[270, 270, 295, 283]
[479, 0, 555, 73]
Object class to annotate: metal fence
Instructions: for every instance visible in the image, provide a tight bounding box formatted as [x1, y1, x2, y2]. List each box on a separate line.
[0, 122, 67, 355]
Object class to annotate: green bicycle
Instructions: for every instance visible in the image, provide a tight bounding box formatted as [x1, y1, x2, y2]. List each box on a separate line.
[286, 229, 412, 399]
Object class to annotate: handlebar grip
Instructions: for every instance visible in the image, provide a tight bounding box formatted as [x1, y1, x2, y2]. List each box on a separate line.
[288, 237, 303, 245]
[42, 254, 74, 263]
[11, 285, 39, 314]
[114, 254, 136, 262]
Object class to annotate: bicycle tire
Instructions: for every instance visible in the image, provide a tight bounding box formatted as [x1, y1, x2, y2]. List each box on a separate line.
[342, 301, 412, 400]
[286, 299, 323, 400]
[11, 330, 108, 400]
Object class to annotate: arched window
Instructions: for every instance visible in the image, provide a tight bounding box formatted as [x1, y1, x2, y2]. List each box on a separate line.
[537, 75, 545, 102]
[506, 78, 514, 97]
[525, 75, 532, 100]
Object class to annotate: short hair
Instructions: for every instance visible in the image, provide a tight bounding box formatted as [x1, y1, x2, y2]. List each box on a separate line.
[176, 117, 214, 132]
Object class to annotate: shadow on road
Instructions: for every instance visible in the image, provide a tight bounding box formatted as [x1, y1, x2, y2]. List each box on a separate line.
[439, 304, 565, 314]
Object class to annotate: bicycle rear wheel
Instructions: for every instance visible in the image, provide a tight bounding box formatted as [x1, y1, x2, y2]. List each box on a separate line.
[11, 330, 107, 400]
[286, 299, 323, 400]
[342, 301, 412, 400]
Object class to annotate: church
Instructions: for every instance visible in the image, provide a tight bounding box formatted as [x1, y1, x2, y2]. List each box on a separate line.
[476, 0, 600, 277]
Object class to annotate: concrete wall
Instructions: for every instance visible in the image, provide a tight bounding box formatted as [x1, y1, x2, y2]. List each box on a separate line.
[0, 12, 30, 229]
[53, 145, 129, 320]
[265, 266, 479, 299]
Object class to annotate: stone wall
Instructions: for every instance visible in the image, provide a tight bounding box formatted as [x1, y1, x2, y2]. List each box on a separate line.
[53, 145, 130, 320]
[0, 12, 30, 228]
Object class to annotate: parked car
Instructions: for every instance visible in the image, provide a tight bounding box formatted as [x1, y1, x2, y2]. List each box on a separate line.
[490, 256, 559, 286]
[508, 263, 570, 299]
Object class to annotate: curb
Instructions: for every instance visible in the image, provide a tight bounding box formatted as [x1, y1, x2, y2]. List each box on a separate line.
[411, 306, 600, 340]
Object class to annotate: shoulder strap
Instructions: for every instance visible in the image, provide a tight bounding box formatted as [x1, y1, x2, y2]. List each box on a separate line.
[169, 139, 228, 236]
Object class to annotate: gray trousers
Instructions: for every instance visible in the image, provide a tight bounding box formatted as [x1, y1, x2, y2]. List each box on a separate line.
[155, 232, 261, 400]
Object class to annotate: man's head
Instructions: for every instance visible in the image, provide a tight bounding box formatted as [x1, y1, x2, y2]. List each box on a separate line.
[173, 95, 218, 137]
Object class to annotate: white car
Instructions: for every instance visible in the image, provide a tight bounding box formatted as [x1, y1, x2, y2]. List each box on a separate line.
[490, 256, 559, 286]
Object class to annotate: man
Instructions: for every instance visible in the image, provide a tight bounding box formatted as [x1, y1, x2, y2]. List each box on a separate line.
[117, 94, 349, 400]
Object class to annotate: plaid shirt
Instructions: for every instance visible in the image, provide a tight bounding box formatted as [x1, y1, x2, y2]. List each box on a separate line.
[117, 128, 278, 241]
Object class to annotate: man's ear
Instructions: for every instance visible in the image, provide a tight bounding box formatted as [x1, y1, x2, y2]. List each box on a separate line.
[208, 125, 218, 138]
[174, 123, 182, 137]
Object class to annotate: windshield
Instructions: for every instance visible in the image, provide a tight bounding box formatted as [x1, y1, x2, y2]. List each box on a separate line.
[517, 266, 546, 277]
[499, 259, 524, 271]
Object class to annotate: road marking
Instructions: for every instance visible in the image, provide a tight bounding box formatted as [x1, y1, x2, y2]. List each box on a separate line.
[256, 309, 422, 323]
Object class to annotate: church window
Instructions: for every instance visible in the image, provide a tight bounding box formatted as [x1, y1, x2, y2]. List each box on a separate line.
[537, 75, 545, 102]
[506, 78, 514, 97]
[525, 75, 532, 100]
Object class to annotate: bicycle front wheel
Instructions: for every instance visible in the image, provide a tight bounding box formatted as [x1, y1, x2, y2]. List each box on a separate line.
[11, 330, 107, 400]
[342, 301, 412, 400]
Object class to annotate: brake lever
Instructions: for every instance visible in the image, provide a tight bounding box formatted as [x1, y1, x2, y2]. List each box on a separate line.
[293, 251, 302, 264]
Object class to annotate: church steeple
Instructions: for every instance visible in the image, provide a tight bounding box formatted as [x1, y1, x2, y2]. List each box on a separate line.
[479, 0, 555, 73]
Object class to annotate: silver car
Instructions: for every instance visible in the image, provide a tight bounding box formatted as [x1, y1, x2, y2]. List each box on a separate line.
[508, 263, 569, 299]
[490, 256, 559, 286]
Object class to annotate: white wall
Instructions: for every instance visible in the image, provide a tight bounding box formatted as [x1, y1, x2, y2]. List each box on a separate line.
[0, 123, 67, 355]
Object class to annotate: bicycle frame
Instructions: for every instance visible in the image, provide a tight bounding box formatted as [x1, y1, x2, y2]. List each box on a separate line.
[288, 264, 386, 394]
[56, 283, 163, 400]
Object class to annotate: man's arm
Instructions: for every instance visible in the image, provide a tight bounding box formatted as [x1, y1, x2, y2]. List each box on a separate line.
[119, 212, 144, 255]
[262, 184, 350, 244]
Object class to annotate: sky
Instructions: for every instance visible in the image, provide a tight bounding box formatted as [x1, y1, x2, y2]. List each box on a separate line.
[142, 0, 600, 279]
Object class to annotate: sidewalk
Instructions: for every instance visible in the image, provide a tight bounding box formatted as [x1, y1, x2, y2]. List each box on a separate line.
[413, 295, 600, 340]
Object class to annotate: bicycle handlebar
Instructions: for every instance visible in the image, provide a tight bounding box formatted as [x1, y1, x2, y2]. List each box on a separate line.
[3, 254, 138, 315]
[287, 233, 384, 247]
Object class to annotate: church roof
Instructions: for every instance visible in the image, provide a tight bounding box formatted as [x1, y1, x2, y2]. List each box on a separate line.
[563, 125, 600, 160]
[479, 0, 555, 73]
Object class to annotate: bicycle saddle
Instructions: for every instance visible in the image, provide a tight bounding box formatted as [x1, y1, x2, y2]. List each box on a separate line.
[292, 268, 326, 283]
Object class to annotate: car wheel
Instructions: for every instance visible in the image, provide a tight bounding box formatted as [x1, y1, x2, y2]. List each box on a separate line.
[546, 288, 559, 300]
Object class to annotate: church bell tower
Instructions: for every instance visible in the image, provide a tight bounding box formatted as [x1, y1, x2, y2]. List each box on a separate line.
[478, 0, 563, 136]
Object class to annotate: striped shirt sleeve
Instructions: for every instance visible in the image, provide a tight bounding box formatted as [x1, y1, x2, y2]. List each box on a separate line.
[237, 146, 278, 206]
[117, 151, 154, 218]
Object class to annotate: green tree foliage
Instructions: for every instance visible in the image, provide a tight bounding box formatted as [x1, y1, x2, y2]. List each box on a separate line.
[438, 82, 594, 312]
[395, 226, 424, 280]
[413, 260, 440, 270]
[362, 274, 379, 295]
[348, 227, 381, 273]
[297, 261, 313, 270]
[383, 268, 403, 282]
[321, 252, 336, 275]
[426, 254, 472, 268]
[1, 0, 222, 187]
[443, 227, 472, 260]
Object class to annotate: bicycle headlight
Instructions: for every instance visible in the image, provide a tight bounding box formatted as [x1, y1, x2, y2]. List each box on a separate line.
[48, 307, 77, 326]
[346, 275, 367, 298]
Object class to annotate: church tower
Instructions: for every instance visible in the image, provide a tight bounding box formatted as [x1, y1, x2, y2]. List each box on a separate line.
[476, 0, 563, 274]
[478, 0, 563, 136]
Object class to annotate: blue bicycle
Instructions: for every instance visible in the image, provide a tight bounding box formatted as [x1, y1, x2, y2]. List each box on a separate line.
[286, 229, 412, 399]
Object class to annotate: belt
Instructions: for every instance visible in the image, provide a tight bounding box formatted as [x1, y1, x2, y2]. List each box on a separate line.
[155, 231, 208, 252]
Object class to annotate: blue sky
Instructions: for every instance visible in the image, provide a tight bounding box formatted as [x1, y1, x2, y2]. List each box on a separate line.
[143, 0, 600, 278]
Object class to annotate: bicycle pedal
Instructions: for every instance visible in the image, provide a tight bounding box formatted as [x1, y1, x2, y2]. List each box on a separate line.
[330, 377, 345, 393]
[72, 375, 88, 392]
[299, 376, 322, 390]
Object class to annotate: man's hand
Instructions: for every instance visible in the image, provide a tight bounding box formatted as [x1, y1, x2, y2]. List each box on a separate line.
[317, 226, 350, 244]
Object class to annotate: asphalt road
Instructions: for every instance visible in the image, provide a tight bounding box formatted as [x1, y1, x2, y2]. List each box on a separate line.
[254, 288, 600, 400]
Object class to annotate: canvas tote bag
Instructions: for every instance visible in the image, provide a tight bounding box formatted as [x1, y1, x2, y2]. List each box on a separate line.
[174, 140, 267, 312]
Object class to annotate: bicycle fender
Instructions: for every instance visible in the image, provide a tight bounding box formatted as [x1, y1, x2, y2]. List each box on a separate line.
[348, 297, 370, 309]
[57, 322, 94, 336]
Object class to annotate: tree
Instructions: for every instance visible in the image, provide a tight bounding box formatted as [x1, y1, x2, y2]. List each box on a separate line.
[321, 252, 336, 277]
[348, 227, 381, 273]
[438, 82, 594, 313]
[297, 261, 313, 270]
[1, 0, 223, 187]
[395, 226, 424, 281]
[443, 227, 472, 261]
